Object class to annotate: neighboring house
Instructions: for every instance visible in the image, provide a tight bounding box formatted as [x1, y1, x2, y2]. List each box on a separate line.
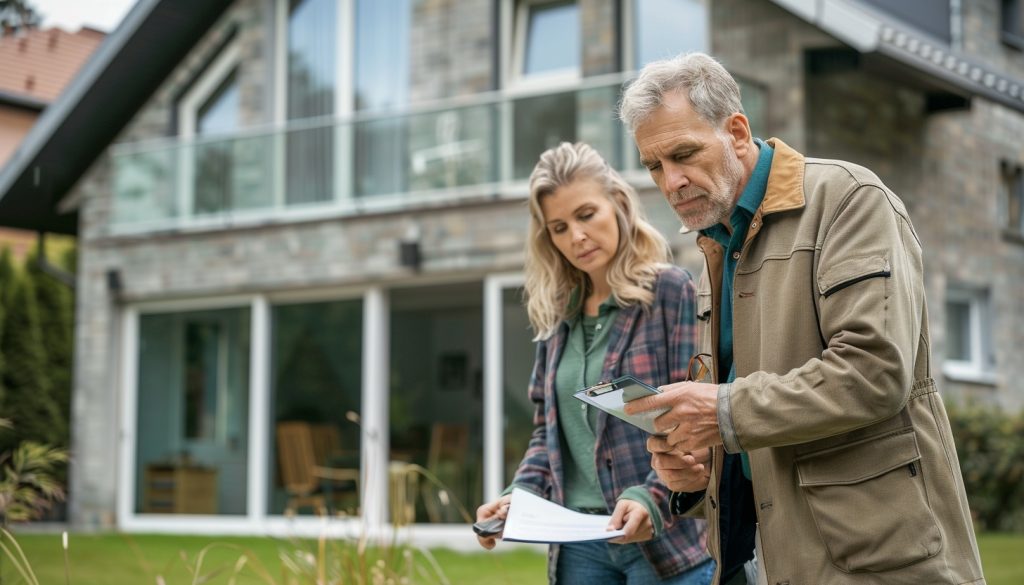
[0, 0, 1020, 545]
[0, 25, 104, 259]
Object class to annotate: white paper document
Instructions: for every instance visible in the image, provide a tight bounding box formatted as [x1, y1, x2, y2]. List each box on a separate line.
[501, 488, 625, 543]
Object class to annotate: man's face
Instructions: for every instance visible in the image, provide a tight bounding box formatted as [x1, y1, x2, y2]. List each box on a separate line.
[635, 90, 747, 231]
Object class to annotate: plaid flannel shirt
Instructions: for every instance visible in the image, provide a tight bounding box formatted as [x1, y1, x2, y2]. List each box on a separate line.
[510, 266, 710, 582]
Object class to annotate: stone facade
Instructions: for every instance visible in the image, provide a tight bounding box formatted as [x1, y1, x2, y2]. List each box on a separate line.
[67, 0, 1024, 528]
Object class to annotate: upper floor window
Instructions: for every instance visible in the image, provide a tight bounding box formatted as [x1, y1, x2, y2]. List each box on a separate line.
[512, 0, 580, 85]
[1003, 0, 1024, 48]
[944, 287, 995, 383]
[1000, 161, 1024, 239]
[285, 0, 337, 205]
[355, 0, 411, 111]
[631, 0, 708, 69]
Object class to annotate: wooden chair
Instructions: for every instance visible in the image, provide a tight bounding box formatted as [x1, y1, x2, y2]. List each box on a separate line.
[422, 422, 469, 523]
[276, 421, 360, 515]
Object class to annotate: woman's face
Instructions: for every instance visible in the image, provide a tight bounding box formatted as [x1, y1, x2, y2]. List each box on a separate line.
[540, 177, 621, 285]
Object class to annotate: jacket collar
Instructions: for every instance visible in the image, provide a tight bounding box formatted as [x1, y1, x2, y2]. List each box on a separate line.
[760, 137, 805, 216]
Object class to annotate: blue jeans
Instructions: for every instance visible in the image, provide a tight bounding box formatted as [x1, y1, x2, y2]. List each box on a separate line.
[555, 541, 715, 585]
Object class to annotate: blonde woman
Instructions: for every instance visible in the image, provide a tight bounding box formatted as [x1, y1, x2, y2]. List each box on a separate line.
[475, 142, 712, 585]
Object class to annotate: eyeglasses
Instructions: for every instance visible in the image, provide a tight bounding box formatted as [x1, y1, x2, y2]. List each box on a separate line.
[686, 353, 713, 383]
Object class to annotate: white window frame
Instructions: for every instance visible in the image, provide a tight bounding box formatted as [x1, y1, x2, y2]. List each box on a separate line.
[505, 0, 582, 92]
[483, 272, 526, 502]
[176, 40, 242, 220]
[942, 287, 996, 384]
[115, 279, 520, 549]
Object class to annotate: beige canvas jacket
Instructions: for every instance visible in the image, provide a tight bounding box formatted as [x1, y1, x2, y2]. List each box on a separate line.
[692, 138, 985, 585]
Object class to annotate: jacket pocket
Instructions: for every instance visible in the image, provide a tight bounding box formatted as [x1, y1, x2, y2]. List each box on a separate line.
[817, 255, 891, 298]
[796, 429, 942, 573]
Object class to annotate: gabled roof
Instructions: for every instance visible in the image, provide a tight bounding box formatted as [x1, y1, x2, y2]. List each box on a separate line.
[0, 26, 106, 104]
[771, 0, 1024, 112]
[0, 0, 232, 235]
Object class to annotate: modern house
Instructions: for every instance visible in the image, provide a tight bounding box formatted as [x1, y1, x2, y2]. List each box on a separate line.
[0, 0, 1021, 547]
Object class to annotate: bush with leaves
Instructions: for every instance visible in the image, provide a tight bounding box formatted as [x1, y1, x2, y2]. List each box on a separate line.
[946, 403, 1024, 532]
[0, 418, 68, 527]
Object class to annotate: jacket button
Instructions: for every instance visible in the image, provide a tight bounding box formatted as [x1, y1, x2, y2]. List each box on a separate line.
[751, 221, 758, 229]
[606, 459, 612, 469]
[732, 251, 740, 260]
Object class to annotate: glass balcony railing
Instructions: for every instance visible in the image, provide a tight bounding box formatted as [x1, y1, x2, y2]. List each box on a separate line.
[110, 75, 765, 231]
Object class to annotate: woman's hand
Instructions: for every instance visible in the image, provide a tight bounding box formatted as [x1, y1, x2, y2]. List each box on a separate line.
[474, 495, 511, 550]
[607, 499, 655, 544]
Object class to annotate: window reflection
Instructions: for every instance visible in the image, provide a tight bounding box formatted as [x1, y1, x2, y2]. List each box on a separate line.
[389, 283, 484, 524]
[268, 300, 363, 516]
[523, 1, 579, 76]
[634, 0, 708, 68]
[501, 288, 537, 487]
[287, 0, 336, 205]
[135, 308, 250, 516]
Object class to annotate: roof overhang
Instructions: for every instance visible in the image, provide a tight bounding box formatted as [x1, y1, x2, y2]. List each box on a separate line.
[0, 0, 233, 235]
[771, 0, 1024, 112]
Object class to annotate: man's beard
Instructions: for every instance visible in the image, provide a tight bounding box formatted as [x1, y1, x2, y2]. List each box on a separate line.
[669, 139, 745, 231]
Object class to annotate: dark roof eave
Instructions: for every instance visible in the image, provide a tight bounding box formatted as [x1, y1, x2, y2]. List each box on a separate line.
[0, 0, 234, 235]
[771, 0, 1024, 114]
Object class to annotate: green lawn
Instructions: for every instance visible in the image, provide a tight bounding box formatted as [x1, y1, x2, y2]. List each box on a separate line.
[1, 532, 1020, 584]
[0, 532, 548, 585]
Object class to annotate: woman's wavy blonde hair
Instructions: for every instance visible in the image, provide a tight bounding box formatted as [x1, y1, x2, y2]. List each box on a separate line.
[525, 142, 671, 340]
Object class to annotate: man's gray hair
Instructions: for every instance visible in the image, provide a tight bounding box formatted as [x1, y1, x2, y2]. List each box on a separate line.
[619, 52, 744, 134]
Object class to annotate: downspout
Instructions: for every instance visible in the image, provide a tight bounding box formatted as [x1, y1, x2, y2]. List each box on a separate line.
[34, 232, 75, 289]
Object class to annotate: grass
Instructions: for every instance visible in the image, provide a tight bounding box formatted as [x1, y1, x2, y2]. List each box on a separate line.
[1, 531, 1020, 584]
[0, 532, 547, 584]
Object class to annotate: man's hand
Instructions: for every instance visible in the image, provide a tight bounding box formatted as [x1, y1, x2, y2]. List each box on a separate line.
[607, 499, 655, 544]
[624, 380, 723, 453]
[648, 440, 711, 492]
[474, 495, 511, 550]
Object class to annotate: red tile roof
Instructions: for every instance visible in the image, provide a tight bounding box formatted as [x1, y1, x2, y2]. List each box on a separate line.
[0, 27, 105, 104]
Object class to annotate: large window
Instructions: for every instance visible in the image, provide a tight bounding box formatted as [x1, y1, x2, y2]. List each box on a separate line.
[944, 287, 995, 382]
[389, 283, 484, 524]
[353, 0, 413, 198]
[267, 299, 363, 516]
[286, 0, 337, 205]
[512, 0, 580, 84]
[134, 307, 251, 516]
[499, 288, 538, 486]
[176, 42, 273, 218]
[632, 0, 708, 69]
[1000, 161, 1024, 239]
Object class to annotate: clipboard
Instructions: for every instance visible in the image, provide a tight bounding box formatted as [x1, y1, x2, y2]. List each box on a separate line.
[572, 375, 669, 435]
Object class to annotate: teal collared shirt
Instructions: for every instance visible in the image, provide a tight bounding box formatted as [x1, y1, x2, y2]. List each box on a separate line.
[700, 138, 773, 478]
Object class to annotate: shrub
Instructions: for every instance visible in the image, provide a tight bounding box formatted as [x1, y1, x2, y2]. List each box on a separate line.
[0, 419, 69, 526]
[946, 403, 1024, 532]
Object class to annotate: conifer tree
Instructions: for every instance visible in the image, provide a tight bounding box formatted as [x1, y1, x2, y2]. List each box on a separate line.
[25, 250, 73, 449]
[0, 247, 14, 409]
[0, 271, 60, 454]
